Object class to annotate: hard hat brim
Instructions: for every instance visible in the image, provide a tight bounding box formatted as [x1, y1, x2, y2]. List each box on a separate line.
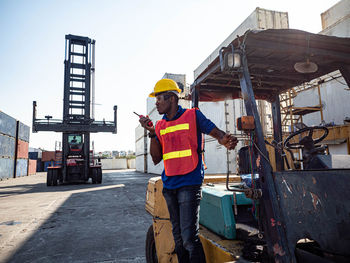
[149, 88, 181, 98]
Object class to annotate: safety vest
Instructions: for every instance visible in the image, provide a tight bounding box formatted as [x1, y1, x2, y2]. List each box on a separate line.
[155, 108, 198, 176]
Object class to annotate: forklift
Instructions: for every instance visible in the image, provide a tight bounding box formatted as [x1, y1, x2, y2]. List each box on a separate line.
[32, 35, 117, 186]
[145, 29, 350, 262]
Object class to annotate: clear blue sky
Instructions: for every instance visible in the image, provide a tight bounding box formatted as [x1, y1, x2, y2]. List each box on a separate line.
[0, 0, 340, 152]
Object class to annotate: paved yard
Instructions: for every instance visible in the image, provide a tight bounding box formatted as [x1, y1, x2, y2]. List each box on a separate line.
[0, 170, 153, 263]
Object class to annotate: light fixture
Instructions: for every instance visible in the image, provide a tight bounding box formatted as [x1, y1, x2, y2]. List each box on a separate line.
[294, 35, 318, 74]
[219, 44, 242, 72]
[226, 52, 241, 68]
[294, 58, 318, 74]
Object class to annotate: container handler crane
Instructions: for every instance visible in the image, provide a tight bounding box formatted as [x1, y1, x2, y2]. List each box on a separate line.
[32, 34, 117, 186]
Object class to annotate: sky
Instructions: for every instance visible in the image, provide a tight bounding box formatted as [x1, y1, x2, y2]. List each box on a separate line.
[0, 0, 341, 152]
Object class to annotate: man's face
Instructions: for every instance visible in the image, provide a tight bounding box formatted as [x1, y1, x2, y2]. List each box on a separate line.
[155, 93, 171, 114]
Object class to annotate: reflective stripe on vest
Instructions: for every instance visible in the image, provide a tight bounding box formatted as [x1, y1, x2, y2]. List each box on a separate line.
[160, 123, 189, 136]
[163, 149, 192, 161]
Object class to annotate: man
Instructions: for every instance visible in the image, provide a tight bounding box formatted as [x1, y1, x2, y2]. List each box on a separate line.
[139, 79, 238, 263]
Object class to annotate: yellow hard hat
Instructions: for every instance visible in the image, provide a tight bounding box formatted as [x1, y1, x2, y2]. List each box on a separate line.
[149, 79, 182, 97]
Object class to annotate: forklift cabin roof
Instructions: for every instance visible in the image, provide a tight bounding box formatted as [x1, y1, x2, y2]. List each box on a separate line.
[191, 29, 350, 102]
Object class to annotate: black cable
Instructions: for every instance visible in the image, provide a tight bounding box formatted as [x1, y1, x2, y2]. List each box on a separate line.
[329, 75, 347, 86]
[253, 141, 274, 170]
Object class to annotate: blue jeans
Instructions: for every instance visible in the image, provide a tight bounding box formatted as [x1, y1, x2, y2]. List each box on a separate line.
[162, 185, 206, 263]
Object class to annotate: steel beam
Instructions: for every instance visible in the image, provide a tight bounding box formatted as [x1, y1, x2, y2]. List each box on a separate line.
[239, 47, 293, 262]
[271, 95, 284, 171]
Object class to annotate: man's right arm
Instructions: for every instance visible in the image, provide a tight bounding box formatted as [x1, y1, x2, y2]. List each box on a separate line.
[149, 131, 163, 165]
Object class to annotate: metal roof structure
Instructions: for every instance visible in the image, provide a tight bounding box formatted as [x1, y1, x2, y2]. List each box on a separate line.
[191, 29, 350, 102]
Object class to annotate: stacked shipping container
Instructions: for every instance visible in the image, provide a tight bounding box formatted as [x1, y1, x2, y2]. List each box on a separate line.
[0, 111, 31, 180]
[0, 111, 17, 180]
[41, 151, 60, 171]
[15, 122, 30, 177]
[28, 149, 43, 172]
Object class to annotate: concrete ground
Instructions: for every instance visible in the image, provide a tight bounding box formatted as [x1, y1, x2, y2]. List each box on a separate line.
[0, 170, 153, 263]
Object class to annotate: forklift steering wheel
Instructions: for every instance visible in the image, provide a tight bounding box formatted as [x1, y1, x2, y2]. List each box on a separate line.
[284, 126, 329, 150]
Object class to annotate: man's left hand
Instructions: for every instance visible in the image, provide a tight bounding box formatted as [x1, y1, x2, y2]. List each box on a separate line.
[219, 133, 238, 150]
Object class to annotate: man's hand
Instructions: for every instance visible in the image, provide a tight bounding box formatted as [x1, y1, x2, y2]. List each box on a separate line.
[218, 133, 238, 150]
[209, 127, 238, 150]
[139, 116, 155, 133]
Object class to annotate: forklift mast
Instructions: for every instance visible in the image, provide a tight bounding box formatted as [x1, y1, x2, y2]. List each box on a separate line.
[62, 35, 92, 183]
[32, 34, 117, 185]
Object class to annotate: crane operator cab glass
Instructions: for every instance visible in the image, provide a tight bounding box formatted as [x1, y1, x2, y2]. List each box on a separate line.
[68, 134, 83, 154]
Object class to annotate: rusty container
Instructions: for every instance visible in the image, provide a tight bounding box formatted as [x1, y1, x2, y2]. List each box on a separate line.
[42, 151, 56, 162]
[17, 139, 29, 159]
[28, 159, 37, 175]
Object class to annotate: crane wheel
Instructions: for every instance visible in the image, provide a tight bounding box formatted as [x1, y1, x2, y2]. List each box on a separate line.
[97, 168, 102, 184]
[47, 170, 53, 186]
[91, 169, 97, 184]
[52, 169, 58, 186]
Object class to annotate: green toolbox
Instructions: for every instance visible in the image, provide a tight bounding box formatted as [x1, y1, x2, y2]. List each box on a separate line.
[199, 184, 252, 239]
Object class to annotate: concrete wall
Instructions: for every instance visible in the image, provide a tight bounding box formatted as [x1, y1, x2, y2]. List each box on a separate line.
[127, 159, 135, 169]
[101, 158, 135, 170]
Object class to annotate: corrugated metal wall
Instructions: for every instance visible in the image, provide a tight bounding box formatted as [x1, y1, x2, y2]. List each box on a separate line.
[135, 124, 147, 173]
[0, 111, 30, 180]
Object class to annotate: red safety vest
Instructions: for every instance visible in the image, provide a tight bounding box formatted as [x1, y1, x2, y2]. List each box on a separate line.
[155, 108, 198, 176]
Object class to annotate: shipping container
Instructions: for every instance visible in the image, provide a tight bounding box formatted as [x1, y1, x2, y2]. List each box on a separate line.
[194, 7, 289, 79]
[17, 121, 30, 142]
[0, 158, 14, 180]
[36, 158, 43, 172]
[199, 101, 243, 175]
[294, 80, 350, 127]
[42, 151, 57, 162]
[29, 152, 39, 160]
[135, 124, 147, 172]
[29, 148, 42, 158]
[17, 139, 29, 159]
[16, 159, 28, 177]
[0, 111, 16, 137]
[136, 155, 146, 173]
[28, 159, 37, 175]
[0, 134, 15, 158]
[321, 0, 350, 30]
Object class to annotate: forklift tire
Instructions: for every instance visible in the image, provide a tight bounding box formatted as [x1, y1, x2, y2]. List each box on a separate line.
[97, 168, 102, 184]
[91, 169, 97, 184]
[47, 170, 53, 186]
[145, 224, 158, 263]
